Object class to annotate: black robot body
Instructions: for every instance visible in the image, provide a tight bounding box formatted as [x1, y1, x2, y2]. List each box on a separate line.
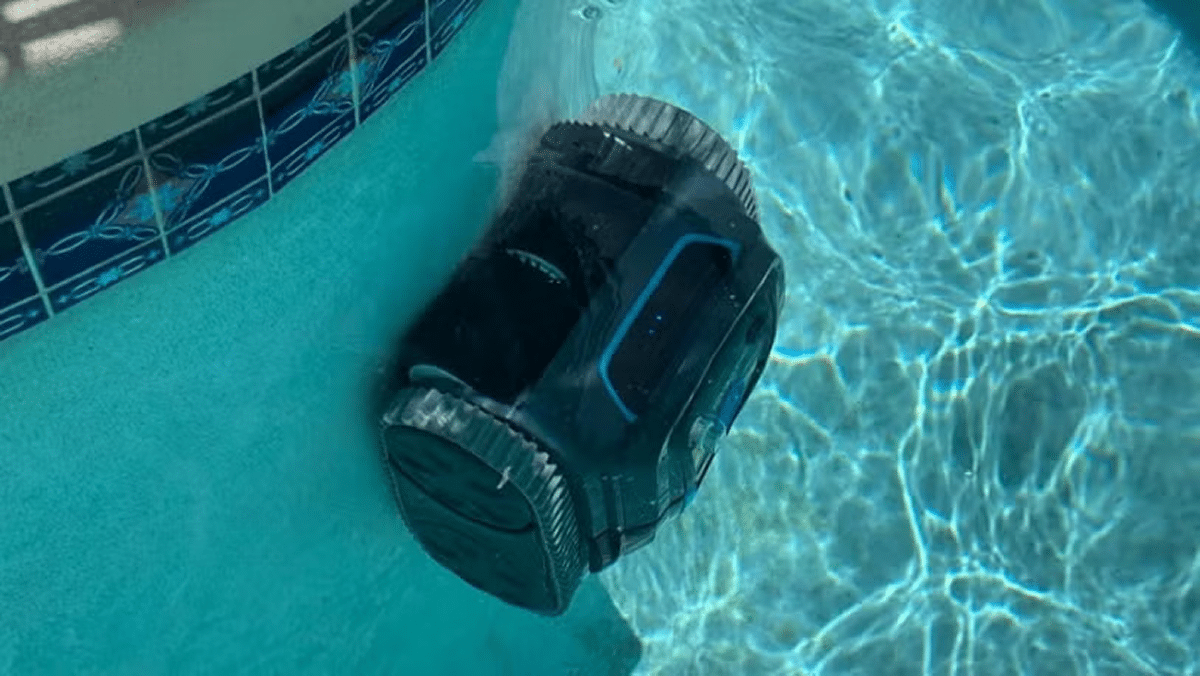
[380, 94, 784, 615]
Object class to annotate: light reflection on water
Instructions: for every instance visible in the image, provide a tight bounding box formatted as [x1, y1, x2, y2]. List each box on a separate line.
[487, 0, 1200, 673]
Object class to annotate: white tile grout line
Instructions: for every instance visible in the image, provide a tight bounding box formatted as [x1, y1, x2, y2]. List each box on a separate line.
[251, 68, 275, 199]
[15, 38, 358, 221]
[0, 5, 478, 338]
[13, 120, 228, 219]
[134, 127, 172, 260]
[345, 11, 363, 127]
[424, 0, 433, 64]
[2, 182, 53, 318]
[3, 0, 454, 324]
[11, 4, 432, 220]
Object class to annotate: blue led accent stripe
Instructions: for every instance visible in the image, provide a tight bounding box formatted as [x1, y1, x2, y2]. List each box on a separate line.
[597, 233, 740, 422]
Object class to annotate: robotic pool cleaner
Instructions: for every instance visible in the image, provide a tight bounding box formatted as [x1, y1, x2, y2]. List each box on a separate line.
[379, 93, 785, 615]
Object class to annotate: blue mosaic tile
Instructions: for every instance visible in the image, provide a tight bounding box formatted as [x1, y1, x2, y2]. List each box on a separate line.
[166, 179, 269, 255]
[140, 74, 255, 149]
[0, 296, 48, 343]
[0, 217, 37, 311]
[0, 0, 482, 344]
[8, 131, 138, 211]
[258, 16, 348, 91]
[271, 114, 357, 192]
[48, 240, 166, 313]
[262, 39, 357, 192]
[20, 159, 161, 289]
[431, 0, 483, 58]
[350, 0, 422, 30]
[145, 101, 267, 231]
[354, 0, 427, 122]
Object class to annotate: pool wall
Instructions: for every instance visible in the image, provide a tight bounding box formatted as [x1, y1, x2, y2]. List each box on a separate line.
[0, 0, 483, 345]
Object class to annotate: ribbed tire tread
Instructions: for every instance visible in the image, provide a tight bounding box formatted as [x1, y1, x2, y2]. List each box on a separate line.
[575, 93, 760, 222]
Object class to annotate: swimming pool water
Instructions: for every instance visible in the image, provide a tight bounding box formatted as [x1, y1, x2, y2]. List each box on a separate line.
[3, 0, 1198, 673]
[0, 1, 641, 673]
[510, 0, 1199, 673]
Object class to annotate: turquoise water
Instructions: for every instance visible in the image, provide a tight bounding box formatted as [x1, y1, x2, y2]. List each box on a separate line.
[0, 1, 638, 673]
[2, 0, 1199, 674]
[555, 0, 1199, 674]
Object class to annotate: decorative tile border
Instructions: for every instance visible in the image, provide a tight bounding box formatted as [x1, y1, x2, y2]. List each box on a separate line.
[0, 0, 485, 345]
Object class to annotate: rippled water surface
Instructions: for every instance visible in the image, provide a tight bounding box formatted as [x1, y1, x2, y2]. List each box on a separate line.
[490, 0, 1200, 673]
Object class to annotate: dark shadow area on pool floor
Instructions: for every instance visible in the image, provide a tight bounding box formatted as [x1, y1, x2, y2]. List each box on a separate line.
[1144, 0, 1200, 56]
[498, 577, 644, 675]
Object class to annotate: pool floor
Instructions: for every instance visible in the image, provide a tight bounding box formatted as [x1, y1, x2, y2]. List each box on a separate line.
[0, 0, 640, 672]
